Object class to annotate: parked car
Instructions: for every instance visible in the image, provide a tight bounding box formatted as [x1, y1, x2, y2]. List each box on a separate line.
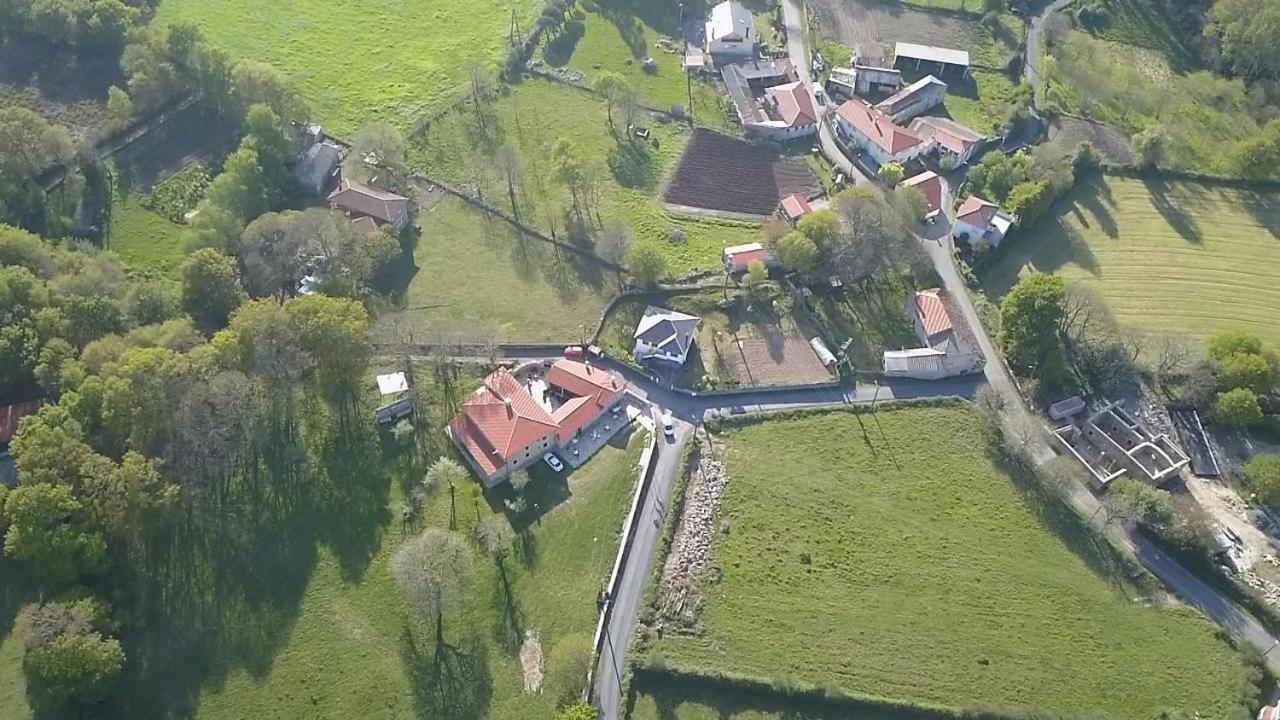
[563, 346, 585, 358]
[662, 413, 675, 440]
[543, 453, 565, 473]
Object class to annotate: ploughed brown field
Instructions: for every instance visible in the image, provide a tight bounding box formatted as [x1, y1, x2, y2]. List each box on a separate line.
[662, 130, 820, 216]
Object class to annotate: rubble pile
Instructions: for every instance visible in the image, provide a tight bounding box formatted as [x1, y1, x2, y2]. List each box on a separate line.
[657, 457, 729, 629]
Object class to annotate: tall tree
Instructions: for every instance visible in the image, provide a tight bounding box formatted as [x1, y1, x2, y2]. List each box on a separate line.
[181, 249, 247, 333]
[391, 528, 475, 645]
[2, 483, 107, 585]
[998, 272, 1066, 371]
[594, 72, 629, 129]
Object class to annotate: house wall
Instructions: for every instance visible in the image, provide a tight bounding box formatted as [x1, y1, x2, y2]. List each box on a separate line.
[953, 217, 984, 242]
[635, 339, 685, 365]
[746, 121, 818, 141]
[836, 116, 932, 166]
[883, 86, 946, 123]
[708, 39, 755, 63]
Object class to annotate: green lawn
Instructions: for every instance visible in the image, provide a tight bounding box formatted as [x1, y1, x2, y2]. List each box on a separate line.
[647, 404, 1257, 718]
[105, 191, 188, 276]
[940, 68, 1022, 137]
[411, 78, 761, 275]
[542, 1, 730, 125]
[982, 175, 1280, 347]
[153, 0, 542, 137]
[375, 197, 614, 343]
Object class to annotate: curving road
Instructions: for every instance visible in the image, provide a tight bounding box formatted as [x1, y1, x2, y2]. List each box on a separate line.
[1024, 0, 1077, 111]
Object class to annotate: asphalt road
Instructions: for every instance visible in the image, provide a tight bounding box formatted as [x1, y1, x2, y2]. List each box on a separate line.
[1024, 0, 1076, 111]
[594, 410, 693, 720]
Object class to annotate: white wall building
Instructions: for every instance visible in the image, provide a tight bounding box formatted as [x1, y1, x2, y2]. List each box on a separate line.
[705, 1, 757, 64]
[835, 99, 933, 166]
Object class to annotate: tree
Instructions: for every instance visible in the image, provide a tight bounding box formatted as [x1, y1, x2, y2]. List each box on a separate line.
[2, 484, 107, 584]
[284, 295, 372, 395]
[474, 515, 515, 561]
[1005, 180, 1054, 226]
[598, 222, 634, 286]
[551, 138, 588, 221]
[744, 259, 768, 291]
[105, 86, 134, 133]
[776, 230, 819, 275]
[495, 145, 524, 219]
[1208, 329, 1264, 362]
[595, 72, 629, 129]
[1208, 0, 1280, 80]
[627, 241, 668, 287]
[24, 631, 124, 705]
[1231, 118, 1280, 179]
[345, 123, 409, 193]
[0, 107, 76, 229]
[1214, 387, 1264, 426]
[1133, 125, 1170, 168]
[554, 702, 599, 720]
[545, 633, 593, 706]
[877, 161, 905, 186]
[1106, 478, 1175, 533]
[181, 249, 246, 333]
[231, 59, 306, 124]
[795, 209, 839, 248]
[1243, 454, 1280, 505]
[1220, 351, 1276, 394]
[463, 58, 497, 139]
[998, 273, 1066, 370]
[242, 104, 291, 204]
[238, 211, 309, 298]
[391, 529, 475, 639]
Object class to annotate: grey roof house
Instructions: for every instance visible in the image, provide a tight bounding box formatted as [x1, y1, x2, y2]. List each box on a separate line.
[634, 306, 701, 365]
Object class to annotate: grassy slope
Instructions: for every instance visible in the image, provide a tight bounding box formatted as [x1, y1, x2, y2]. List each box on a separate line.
[192, 394, 644, 720]
[411, 78, 760, 274]
[375, 197, 613, 343]
[0, 560, 33, 720]
[983, 175, 1280, 346]
[153, 0, 541, 136]
[105, 192, 187, 277]
[650, 406, 1253, 718]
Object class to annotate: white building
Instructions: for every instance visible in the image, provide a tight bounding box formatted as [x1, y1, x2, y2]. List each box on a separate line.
[953, 195, 1015, 248]
[909, 116, 986, 165]
[835, 99, 933, 166]
[634, 306, 701, 365]
[705, 1, 757, 64]
[874, 75, 947, 123]
[883, 288, 981, 379]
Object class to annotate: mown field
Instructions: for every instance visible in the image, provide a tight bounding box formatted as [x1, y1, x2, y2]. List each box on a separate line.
[647, 405, 1256, 718]
[374, 197, 614, 344]
[411, 78, 762, 274]
[983, 175, 1280, 347]
[0, 367, 642, 720]
[153, 0, 542, 137]
[104, 192, 187, 276]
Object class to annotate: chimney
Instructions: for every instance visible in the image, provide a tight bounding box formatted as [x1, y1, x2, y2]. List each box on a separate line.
[503, 397, 513, 416]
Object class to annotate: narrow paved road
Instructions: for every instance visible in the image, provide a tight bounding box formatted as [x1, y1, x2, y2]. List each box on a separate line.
[781, 0, 871, 185]
[1024, 0, 1076, 111]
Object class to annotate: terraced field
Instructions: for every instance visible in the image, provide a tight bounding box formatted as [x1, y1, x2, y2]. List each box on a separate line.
[983, 176, 1280, 346]
[646, 405, 1257, 719]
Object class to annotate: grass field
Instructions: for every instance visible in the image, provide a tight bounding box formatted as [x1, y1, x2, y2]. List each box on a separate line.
[411, 78, 762, 274]
[105, 191, 188, 276]
[541, 2, 729, 123]
[647, 405, 1257, 718]
[374, 197, 614, 344]
[982, 175, 1280, 347]
[153, 0, 542, 137]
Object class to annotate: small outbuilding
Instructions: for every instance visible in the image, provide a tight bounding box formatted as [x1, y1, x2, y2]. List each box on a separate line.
[894, 42, 971, 79]
[902, 171, 943, 221]
[875, 75, 947, 123]
[723, 242, 772, 274]
[779, 193, 813, 224]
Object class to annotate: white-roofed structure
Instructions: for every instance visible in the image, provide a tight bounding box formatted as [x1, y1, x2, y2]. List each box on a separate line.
[894, 42, 971, 78]
[705, 1, 757, 65]
[376, 372, 409, 396]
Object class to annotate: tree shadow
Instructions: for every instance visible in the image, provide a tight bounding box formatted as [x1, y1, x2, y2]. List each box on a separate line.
[401, 626, 493, 720]
[0, 558, 35, 647]
[608, 136, 660, 190]
[1242, 189, 1280, 241]
[543, 19, 588, 67]
[1143, 177, 1203, 244]
[110, 400, 392, 718]
[979, 183, 1104, 298]
[489, 557, 526, 653]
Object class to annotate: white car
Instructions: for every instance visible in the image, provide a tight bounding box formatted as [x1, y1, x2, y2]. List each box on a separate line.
[543, 453, 565, 473]
[662, 413, 675, 439]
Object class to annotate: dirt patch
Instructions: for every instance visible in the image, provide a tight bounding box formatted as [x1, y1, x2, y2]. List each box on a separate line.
[662, 129, 820, 217]
[717, 325, 834, 387]
[658, 457, 728, 632]
[812, 0, 980, 58]
[519, 631, 544, 694]
[1046, 115, 1134, 165]
[0, 39, 122, 143]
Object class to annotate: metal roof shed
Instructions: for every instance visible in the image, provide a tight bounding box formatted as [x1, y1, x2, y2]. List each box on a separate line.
[894, 42, 971, 77]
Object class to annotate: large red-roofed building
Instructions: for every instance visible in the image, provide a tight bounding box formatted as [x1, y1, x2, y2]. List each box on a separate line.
[448, 360, 625, 486]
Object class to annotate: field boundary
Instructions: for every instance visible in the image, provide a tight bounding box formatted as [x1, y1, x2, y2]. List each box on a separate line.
[628, 665, 1110, 720]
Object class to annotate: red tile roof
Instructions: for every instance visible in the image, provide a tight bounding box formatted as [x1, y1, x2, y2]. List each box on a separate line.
[328, 178, 409, 228]
[779, 194, 812, 220]
[909, 116, 982, 156]
[766, 81, 818, 129]
[0, 399, 45, 445]
[449, 369, 557, 476]
[546, 360, 624, 442]
[956, 195, 999, 228]
[726, 246, 768, 272]
[914, 288, 953, 338]
[836, 99, 926, 156]
[903, 171, 942, 215]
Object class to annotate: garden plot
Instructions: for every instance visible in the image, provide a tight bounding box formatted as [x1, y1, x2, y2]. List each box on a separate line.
[811, 0, 987, 62]
[662, 130, 820, 218]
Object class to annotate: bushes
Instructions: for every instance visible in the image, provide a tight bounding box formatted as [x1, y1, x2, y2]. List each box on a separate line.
[19, 598, 125, 707]
[141, 163, 211, 223]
